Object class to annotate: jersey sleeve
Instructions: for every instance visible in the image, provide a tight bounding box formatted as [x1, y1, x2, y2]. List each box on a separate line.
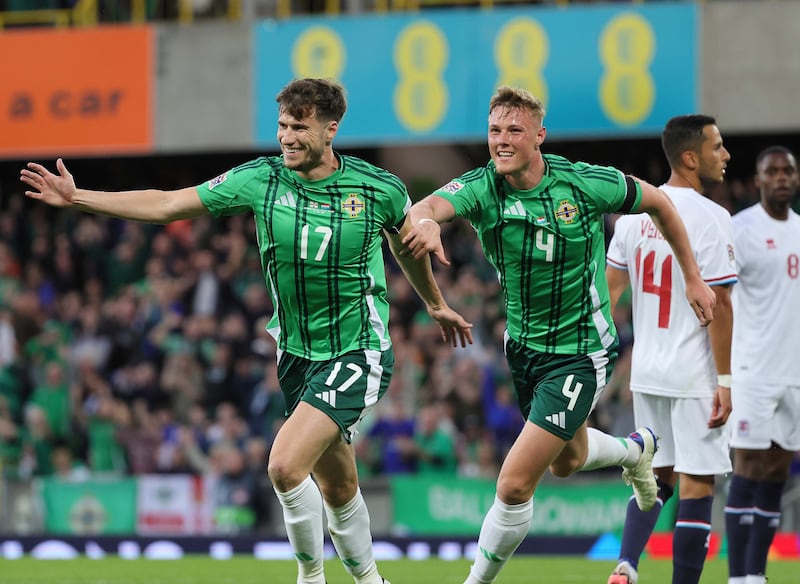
[696, 207, 738, 286]
[606, 216, 632, 270]
[572, 161, 642, 215]
[384, 182, 413, 233]
[196, 163, 265, 217]
[431, 174, 483, 222]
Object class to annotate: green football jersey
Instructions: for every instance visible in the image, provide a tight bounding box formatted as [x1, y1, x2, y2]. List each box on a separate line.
[197, 154, 411, 361]
[434, 154, 642, 355]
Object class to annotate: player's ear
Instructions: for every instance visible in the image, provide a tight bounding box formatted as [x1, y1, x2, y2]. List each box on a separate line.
[681, 149, 698, 170]
[326, 120, 339, 144]
[537, 125, 547, 146]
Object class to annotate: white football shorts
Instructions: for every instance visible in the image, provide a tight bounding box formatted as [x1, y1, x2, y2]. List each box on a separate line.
[729, 382, 800, 451]
[632, 392, 732, 475]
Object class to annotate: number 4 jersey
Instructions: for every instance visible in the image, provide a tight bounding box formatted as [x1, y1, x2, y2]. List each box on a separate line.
[606, 185, 737, 397]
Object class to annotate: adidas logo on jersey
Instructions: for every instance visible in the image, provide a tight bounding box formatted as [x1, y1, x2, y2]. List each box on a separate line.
[545, 411, 566, 429]
[276, 192, 296, 207]
[503, 200, 525, 217]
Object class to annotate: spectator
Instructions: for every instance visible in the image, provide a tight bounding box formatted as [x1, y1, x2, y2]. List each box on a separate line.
[28, 360, 70, 439]
[50, 439, 90, 482]
[359, 397, 416, 475]
[114, 399, 161, 475]
[397, 402, 457, 476]
[245, 361, 285, 442]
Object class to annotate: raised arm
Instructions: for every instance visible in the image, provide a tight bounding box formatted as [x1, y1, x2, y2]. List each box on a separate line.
[634, 178, 716, 326]
[21, 158, 209, 224]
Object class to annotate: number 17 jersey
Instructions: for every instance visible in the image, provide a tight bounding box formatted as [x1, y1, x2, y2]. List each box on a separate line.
[196, 155, 410, 361]
[606, 185, 737, 397]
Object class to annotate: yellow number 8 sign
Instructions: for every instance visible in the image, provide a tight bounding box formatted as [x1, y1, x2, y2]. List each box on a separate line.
[393, 21, 448, 133]
[292, 26, 345, 80]
[599, 13, 656, 126]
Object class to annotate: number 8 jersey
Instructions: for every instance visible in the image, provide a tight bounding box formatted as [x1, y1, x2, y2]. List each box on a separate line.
[606, 185, 737, 397]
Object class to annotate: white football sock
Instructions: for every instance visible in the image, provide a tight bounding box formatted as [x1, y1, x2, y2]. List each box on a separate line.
[580, 427, 639, 471]
[324, 488, 382, 584]
[464, 496, 533, 584]
[275, 475, 326, 584]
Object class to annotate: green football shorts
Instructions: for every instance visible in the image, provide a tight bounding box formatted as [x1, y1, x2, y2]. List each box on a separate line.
[505, 337, 618, 440]
[278, 347, 394, 443]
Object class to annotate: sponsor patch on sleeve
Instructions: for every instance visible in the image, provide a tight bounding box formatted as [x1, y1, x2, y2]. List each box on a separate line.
[439, 180, 464, 194]
[207, 172, 228, 190]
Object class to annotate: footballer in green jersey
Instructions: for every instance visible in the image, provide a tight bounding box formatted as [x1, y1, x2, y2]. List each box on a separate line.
[21, 78, 473, 584]
[431, 154, 640, 356]
[197, 153, 410, 362]
[402, 85, 716, 584]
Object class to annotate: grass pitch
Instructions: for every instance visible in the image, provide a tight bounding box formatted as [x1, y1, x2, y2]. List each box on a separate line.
[0, 557, 798, 584]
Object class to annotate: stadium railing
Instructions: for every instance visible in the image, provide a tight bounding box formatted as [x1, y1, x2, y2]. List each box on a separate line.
[0, 0, 96, 28]
[0, 0, 241, 28]
[0, 0, 572, 27]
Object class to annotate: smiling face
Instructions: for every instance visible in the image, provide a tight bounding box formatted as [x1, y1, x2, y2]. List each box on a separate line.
[487, 105, 546, 182]
[277, 108, 338, 180]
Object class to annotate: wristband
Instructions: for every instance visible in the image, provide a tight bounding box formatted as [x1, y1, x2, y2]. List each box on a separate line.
[717, 374, 732, 388]
[417, 218, 438, 226]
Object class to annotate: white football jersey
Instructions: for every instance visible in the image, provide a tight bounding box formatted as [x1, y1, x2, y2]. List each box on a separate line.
[731, 203, 800, 383]
[607, 185, 737, 397]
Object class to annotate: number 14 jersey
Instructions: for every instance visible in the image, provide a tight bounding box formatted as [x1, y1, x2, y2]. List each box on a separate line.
[607, 185, 737, 397]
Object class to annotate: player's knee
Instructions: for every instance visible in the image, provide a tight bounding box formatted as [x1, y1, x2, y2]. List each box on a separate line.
[549, 456, 580, 478]
[318, 479, 359, 507]
[267, 458, 305, 492]
[496, 475, 535, 504]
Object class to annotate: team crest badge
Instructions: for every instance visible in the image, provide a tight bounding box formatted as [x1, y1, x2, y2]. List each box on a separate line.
[342, 194, 365, 218]
[555, 200, 579, 224]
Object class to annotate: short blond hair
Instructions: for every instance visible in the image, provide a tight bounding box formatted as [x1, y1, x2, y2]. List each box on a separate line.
[489, 86, 545, 121]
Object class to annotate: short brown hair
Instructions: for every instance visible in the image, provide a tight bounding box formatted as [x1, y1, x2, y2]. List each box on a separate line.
[276, 78, 347, 123]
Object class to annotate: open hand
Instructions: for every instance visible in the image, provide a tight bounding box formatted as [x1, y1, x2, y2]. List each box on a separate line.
[20, 158, 77, 208]
[427, 304, 474, 348]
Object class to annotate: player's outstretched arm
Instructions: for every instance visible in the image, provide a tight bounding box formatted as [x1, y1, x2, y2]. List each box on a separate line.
[21, 158, 209, 224]
[634, 178, 716, 326]
[386, 223, 473, 348]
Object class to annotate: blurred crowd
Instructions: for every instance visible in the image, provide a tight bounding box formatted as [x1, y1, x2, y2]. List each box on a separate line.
[0, 157, 793, 534]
